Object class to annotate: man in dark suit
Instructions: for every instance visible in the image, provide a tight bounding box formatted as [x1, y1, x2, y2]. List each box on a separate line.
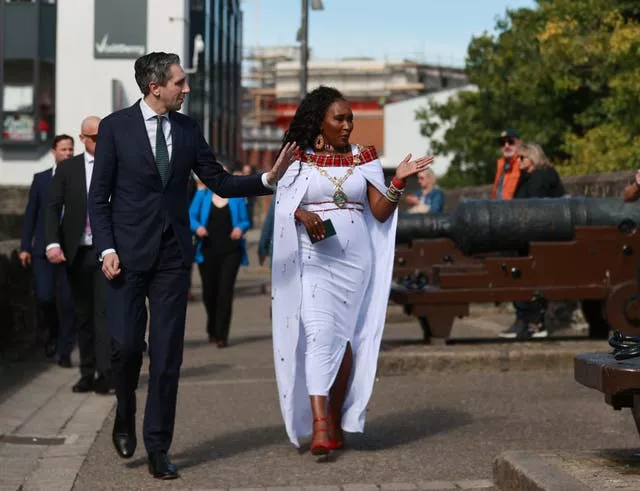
[88, 52, 296, 480]
[20, 135, 76, 366]
[45, 116, 112, 395]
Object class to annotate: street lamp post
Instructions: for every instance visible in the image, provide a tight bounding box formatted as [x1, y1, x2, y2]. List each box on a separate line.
[299, 0, 324, 99]
[300, 0, 308, 99]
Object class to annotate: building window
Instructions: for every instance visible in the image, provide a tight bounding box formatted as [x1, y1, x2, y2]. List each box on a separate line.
[2, 60, 34, 141]
[1, 0, 56, 145]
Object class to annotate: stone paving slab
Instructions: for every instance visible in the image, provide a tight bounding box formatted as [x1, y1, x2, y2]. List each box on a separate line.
[0, 366, 79, 436]
[494, 449, 640, 490]
[377, 340, 608, 375]
[0, 362, 115, 491]
[176, 484, 494, 491]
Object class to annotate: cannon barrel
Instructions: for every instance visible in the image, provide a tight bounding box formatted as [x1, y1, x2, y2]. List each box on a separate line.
[396, 197, 640, 254]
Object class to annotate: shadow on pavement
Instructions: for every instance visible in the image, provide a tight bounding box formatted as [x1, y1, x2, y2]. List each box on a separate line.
[138, 362, 231, 387]
[380, 339, 429, 350]
[0, 356, 53, 405]
[125, 424, 285, 471]
[135, 407, 473, 470]
[350, 406, 473, 451]
[233, 283, 269, 299]
[182, 338, 212, 348]
[183, 333, 272, 349]
[226, 333, 272, 347]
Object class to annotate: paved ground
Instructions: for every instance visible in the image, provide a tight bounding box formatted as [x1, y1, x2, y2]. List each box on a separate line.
[0, 232, 636, 490]
[495, 449, 640, 490]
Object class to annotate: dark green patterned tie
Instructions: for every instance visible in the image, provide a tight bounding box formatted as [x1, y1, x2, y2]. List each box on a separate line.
[155, 115, 170, 186]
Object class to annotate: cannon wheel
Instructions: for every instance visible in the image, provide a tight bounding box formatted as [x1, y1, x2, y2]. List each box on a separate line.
[604, 281, 640, 337]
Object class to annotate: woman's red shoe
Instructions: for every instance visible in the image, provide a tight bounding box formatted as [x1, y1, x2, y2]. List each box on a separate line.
[310, 417, 331, 456]
[328, 438, 344, 450]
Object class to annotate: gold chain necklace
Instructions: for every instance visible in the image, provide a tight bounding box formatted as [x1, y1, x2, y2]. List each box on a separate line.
[304, 146, 361, 208]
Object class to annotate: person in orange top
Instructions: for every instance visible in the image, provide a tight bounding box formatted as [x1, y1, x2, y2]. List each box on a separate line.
[491, 129, 521, 200]
[623, 170, 640, 203]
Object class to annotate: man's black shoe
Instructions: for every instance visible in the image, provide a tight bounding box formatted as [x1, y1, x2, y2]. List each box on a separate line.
[112, 412, 136, 458]
[93, 375, 113, 395]
[58, 356, 72, 368]
[45, 337, 57, 358]
[72, 375, 94, 393]
[148, 452, 179, 479]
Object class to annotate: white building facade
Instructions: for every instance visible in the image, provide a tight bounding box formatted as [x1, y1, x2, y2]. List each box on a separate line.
[1, 0, 244, 186]
[0, 0, 189, 185]
[383, 85, 477, 173]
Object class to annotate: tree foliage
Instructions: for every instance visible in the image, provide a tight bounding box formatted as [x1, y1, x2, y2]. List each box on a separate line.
[417, 0, 640, 188]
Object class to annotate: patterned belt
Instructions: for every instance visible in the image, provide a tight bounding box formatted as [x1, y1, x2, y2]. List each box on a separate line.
[300, 201, 364, 213]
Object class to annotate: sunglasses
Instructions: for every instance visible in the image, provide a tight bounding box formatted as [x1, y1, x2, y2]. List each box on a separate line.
[500, 138, 516, 147]
[82, 134, 98, 141]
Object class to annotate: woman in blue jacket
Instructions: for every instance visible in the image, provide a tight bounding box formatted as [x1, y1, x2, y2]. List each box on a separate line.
[189, 181, 250, 347]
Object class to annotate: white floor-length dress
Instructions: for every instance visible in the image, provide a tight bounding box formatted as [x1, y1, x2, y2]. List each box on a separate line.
[271, 144, 397, 447]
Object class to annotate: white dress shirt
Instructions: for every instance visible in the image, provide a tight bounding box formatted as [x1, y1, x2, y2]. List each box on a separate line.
[140, 98, 172, 159]
[80, 152, 94, 246]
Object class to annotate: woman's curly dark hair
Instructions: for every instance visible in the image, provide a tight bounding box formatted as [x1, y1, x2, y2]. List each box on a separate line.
[281, 86, 345, 150]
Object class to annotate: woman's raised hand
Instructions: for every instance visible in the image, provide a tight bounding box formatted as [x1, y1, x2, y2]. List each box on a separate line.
[394, 154, 434, 181]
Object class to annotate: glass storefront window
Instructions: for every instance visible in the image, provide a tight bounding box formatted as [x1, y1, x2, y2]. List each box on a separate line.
[2, 60, 34, 141]
[2, 113, 34, 140]
[1, 0, 57, 145]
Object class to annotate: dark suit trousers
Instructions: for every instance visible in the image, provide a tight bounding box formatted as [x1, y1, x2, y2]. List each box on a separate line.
[197, 250, 241, 342]
[107, 227, 190, 454]
[67, 246, 110, 378]
[32, 255, 76, 357]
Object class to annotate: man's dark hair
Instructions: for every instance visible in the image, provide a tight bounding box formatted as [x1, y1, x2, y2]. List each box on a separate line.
[134, 52, 181, 96]
[52, 134, 74, 150]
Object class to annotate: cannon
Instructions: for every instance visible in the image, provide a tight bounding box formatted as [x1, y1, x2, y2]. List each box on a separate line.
[391, 197, 640, 342]
[396, 197, 640, 252]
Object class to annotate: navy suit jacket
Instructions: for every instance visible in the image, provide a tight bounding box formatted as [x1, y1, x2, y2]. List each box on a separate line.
[21, 169, 54, 257]
[88, 101, 271, 272]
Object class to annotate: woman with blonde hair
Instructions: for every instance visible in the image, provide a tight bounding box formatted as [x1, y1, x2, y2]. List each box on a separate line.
[405, 167, 445, 214]
[513, 142, 565, 199]
[502, 142, 566, 340]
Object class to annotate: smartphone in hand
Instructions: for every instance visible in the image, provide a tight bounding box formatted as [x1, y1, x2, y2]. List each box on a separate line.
[309, 219, 337, 244]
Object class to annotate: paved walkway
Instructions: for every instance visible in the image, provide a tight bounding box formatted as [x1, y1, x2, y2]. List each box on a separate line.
[0, 233, 631, 491]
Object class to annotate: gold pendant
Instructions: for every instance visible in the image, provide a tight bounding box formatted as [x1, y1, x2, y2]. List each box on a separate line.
[334, 189, 348, 208]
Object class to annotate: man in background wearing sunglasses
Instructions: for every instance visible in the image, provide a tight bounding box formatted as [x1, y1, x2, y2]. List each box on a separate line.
[45, 116, 112, 395]
[491, 129, 521, 200]
[492, 129, 528, 338]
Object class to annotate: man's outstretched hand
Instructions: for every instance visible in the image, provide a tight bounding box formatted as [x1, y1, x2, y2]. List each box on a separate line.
[265, 142, 298, 186]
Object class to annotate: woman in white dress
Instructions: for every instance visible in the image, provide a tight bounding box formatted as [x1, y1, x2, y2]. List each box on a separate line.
[271, 86, 433, 456]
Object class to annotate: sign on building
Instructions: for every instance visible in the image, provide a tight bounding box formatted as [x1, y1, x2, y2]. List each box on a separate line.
[94, 0, 147, 59]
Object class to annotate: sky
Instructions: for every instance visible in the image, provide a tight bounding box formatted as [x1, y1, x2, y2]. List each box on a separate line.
[241, 0, 537, 67]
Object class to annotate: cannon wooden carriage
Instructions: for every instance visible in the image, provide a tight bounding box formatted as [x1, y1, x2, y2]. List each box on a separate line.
[574, 353, 640, 444]
[391, 197, 640, 342]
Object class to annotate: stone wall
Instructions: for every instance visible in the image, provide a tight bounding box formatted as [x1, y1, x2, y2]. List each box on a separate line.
[0, 240, 38, 362]
[441, 169, 635, 212]
[0, 185, 30, 241]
